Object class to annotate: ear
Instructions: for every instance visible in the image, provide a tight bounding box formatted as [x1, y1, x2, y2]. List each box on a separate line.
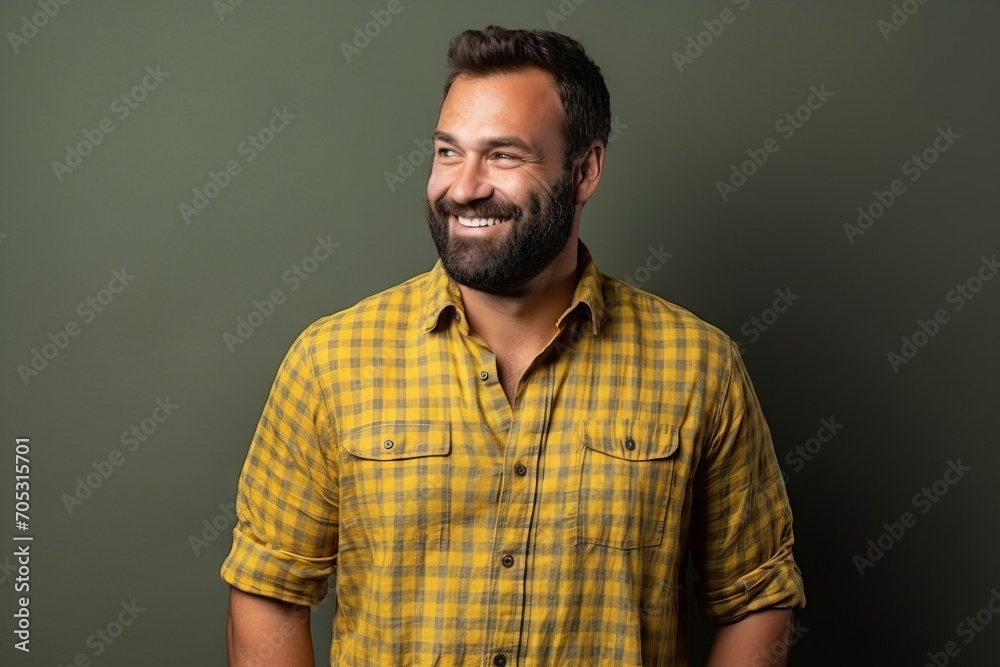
[573, 141, 606, 206]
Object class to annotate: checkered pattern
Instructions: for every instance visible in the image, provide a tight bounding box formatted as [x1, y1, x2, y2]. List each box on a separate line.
[220, 239, 806, 666]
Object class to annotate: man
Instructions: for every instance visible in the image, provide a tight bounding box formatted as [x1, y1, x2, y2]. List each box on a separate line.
[222, 25, 806, 666]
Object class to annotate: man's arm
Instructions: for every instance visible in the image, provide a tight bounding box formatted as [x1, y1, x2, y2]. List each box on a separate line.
[227, 587, 314, 666]
[219, 329, 339, 663]
[706, 608, 793, 667]
[689, 339, 806, 658]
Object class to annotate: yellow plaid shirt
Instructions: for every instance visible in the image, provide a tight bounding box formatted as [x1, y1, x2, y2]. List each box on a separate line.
[220, 239, 806, 666]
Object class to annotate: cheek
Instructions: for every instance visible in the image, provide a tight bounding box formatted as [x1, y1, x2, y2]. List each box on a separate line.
[426, 169, 450, 201]
[497, 182, 534, 210]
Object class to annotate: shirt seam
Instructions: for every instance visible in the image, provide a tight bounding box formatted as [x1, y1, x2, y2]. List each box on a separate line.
[300, 323, 340, 493]
[708, 338, 738, 452]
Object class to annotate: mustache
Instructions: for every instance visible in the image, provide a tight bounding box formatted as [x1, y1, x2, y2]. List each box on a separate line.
[434, 198, 520, 220]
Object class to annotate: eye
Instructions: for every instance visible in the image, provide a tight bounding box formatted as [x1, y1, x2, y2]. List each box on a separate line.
[493, 152, 521, 162]
[437, 148, 457, 157]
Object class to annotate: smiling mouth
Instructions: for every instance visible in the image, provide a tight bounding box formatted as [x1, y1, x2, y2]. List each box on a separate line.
[455, 215, 510, 228]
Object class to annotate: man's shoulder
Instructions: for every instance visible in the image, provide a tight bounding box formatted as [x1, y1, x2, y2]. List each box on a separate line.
[602, 273, 736, 354]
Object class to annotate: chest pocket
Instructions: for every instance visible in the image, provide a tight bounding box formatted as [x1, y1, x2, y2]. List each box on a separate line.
[577, 418, 679, 549]
[341, 420, 452, 546]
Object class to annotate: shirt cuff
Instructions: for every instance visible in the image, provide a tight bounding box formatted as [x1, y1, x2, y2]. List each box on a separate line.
[220, 523, 336, 607]
[696, 553, 806, 624]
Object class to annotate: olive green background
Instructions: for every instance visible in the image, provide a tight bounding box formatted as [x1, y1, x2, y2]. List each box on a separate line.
[2, 0, 998, 665]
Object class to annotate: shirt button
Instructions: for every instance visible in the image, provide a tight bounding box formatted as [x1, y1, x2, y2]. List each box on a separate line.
[480, 370, 490, 381]
[493, 654, 507, 667]
[625, 437, 636, 451]
[383, 439, 394, 450]
[514, 463, 527, 477]
[500, 554, 515, 568]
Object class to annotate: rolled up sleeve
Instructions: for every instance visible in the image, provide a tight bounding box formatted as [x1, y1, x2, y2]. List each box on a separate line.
[690, 338, 806, 624]
[220, 328, 339, 606]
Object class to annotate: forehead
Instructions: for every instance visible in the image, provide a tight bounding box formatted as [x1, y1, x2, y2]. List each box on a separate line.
[437, 67, 565, 148]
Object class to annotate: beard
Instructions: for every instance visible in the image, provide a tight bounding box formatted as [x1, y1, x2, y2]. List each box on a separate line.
[424, 169, 577, 296]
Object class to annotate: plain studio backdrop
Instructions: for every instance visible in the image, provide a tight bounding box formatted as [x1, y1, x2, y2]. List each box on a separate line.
[1, 1, 998, 664]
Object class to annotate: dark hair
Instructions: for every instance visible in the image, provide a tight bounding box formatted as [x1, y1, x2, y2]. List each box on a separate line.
[443, 25, 611, 170]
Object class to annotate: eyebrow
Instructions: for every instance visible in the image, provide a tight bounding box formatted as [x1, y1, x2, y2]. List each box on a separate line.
[432, 130, 534, 154]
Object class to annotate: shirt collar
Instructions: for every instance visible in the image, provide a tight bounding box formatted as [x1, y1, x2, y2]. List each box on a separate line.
[420, 238, 606, 337]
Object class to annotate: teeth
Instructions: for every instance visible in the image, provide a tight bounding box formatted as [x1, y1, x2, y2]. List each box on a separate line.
[457, 216, 507, 228]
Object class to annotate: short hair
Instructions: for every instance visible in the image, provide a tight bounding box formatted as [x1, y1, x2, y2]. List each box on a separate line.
[442, 25, 611, 170]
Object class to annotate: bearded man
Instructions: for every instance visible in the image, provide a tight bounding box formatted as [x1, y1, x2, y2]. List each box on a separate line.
[222, 24, 806, 667]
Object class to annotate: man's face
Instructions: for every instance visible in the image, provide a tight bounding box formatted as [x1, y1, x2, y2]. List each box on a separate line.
[425, 68, 578, 295]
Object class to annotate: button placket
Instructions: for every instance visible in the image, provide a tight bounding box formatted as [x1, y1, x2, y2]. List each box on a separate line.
[485, 362, 554, 665]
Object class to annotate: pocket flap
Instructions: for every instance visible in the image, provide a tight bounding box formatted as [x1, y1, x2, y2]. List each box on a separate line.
[342, 420, 451, 461]
[580, 417, 678, 461]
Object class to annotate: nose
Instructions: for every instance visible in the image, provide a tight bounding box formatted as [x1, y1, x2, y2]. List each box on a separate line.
[449, 156, 494, 205]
